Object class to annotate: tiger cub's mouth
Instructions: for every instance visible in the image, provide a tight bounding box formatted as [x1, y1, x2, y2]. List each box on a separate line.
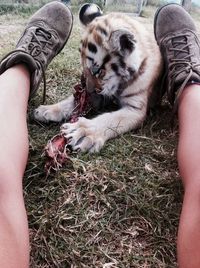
[84, 68, 103, 94]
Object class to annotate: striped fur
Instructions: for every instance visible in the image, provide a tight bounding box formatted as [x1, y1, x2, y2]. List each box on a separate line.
[34, 6, 163, 153]
[79, 12, 162, 102]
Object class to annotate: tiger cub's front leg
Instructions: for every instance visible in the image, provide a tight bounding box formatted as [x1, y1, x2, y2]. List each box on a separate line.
[61, 105, 146, 153]
[34, 95, 75, 123]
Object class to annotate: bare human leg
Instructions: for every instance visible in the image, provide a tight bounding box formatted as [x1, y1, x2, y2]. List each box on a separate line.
[177, 84, 200, 268]
[154, 4, 200, 267]
[0, 64, 30, 268]
[0, 2, 72, 265]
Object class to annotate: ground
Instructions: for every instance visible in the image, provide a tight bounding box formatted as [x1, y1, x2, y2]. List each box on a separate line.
[0, 4, 200, 268]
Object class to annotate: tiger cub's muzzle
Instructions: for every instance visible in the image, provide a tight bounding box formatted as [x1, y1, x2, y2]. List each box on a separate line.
[84, 68, 104, 94]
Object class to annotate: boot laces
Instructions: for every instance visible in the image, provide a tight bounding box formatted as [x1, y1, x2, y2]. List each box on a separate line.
[168, 33, 199, 83]
[164, 33, 200, 111]
[22, 27, 54, 103]
[25, 27, 53, 59]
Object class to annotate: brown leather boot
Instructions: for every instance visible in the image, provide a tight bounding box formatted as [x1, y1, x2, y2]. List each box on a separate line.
[0, 1, 73, 100]
[154, 4, 200, 109]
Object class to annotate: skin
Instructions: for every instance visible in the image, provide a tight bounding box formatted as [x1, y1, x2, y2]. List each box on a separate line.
[177, 84, 200, 268]
[0, 35, 199, 268]
[0, 64, 30, 268]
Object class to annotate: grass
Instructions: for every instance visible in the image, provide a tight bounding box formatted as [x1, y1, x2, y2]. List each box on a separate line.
[0, 3, 200, 268]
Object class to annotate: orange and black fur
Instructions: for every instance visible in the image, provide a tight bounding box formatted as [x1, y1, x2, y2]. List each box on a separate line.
[34, 3, 162, 153]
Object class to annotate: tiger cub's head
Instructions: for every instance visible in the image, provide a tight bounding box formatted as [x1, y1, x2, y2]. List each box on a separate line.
[79, 3, 140, 97]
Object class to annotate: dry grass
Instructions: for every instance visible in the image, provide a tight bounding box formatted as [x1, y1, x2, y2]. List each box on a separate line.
[0, 4, 200, 268]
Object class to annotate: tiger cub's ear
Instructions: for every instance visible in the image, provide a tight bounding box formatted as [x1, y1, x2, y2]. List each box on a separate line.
[109, 29, 136, 56]
[79, 3, 103, 26]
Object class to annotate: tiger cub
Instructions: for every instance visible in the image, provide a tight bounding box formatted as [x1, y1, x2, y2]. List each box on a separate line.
[34, 3, 163, 153]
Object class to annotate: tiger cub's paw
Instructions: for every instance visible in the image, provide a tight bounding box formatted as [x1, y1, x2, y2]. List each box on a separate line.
[61, 117, 105, 153]
[34, 104, 63, 123]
